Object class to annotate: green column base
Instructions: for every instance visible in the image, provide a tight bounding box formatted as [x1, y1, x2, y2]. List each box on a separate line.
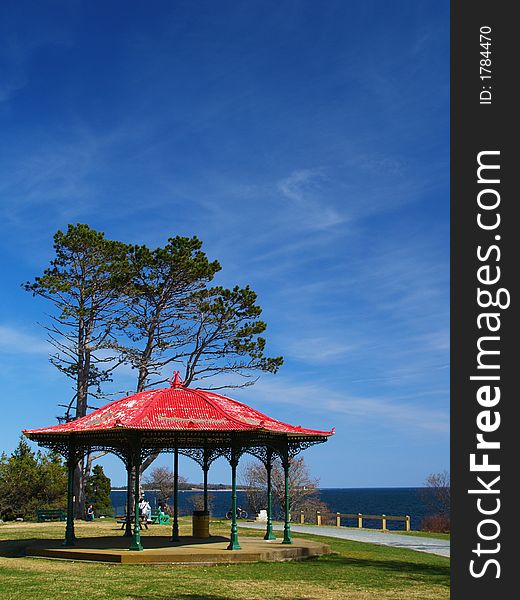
[227, 538, 241, 550]
[129, 541, 143, 551]
[63, 522, 76, 546]
[62, 536, 76, 547]
[264, 525, 276, 541]
[282, 526, 292, 544]
[171, 519, 180, 542]
[129, 527, 143, 551]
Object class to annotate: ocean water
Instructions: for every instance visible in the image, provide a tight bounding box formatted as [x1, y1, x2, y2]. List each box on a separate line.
[110, 487, 434, 531]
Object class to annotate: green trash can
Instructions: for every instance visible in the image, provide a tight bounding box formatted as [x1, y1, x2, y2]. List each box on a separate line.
[192, 510, 210, 538]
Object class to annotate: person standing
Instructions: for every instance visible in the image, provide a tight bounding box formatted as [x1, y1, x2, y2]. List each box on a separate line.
[142, 500, 151, 522]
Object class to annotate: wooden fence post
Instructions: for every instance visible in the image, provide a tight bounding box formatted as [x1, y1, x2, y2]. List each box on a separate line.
[357, 513, 363, 529]
[405, 515, 411, 531]
[382, 515, 387, 531]
[316, 511, 322, 526]
[300, 510, 305, 524]
[336, 512, 341, 527]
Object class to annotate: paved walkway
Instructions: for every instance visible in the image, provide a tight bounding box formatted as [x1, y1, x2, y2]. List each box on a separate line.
[239, 523, 450, 558]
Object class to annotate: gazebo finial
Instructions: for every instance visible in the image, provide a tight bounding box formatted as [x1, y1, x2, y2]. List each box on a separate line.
[170, 371, 184, 388]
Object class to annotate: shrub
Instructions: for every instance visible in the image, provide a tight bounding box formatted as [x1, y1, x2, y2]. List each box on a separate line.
[0, 438, 67, 520]
[420, 514, 450, 533]
[185, 493, 215, 515]
[297, 497, 332, 524]
[241, 456, 324, 519]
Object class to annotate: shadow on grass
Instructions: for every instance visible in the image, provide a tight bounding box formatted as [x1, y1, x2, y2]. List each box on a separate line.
[131, 596, 235, 600]
[131, 597, 314, 600]
[0, 537, 47, 558]
[309, 553, 450, 584]
[0, 534, 230, 557]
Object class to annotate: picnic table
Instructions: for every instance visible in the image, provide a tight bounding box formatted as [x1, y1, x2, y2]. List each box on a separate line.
[117, 515, 149, 530]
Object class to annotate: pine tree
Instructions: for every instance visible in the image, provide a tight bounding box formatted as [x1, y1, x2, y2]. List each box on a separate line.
[114, 236, 220, 392]
[118, 236, 283, 392]
[24, 223, 131, 517]
[118, 236, 283, 475]
[86, 465, 113, 517]
[24, 224, 131, 421]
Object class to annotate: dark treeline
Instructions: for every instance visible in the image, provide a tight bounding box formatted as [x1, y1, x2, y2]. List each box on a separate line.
[0, 437, 112, 521]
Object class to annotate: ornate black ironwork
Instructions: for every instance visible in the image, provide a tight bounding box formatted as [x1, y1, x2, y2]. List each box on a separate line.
[178, 447, 224, 468]
[244, 445, 273, 466]
[219, 444, 246, 466]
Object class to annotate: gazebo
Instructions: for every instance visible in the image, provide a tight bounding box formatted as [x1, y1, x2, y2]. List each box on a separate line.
[23, 373, 333, 552]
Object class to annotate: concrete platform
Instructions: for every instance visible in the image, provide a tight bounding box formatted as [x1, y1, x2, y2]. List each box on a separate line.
[25, 535, 331, 565]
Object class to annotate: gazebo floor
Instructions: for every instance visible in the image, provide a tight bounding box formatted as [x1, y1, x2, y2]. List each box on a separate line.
[25, 535, 332, 565]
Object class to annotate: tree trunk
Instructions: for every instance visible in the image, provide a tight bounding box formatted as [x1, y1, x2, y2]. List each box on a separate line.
[140, 452, 160, 474]
[74, 316, 90, 518]
[135, 325, 160, 475]
[73, 458, 86, 518]
[85, 451, 108, 480]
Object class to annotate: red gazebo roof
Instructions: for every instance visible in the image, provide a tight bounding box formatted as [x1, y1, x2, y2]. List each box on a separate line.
[23, 374, 334, 438]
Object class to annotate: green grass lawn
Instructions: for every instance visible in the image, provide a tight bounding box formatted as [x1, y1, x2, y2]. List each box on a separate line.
[395, 530, 450, 541]
[0, 518, 449, 600]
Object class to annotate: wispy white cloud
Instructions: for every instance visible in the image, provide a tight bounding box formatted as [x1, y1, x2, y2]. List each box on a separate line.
[0, 25, 73, 104]
[0, 37, 30, 104]
[0, 78, 26, 104]
[278, 168, 323, 202]
[416, 330, 450, 353]
[277, 168, 347, 230]
[243, 377, 449, 434]
[350, 363, 449, 386]
[283, 336, 355, 364]
[0, 324, 48, 355]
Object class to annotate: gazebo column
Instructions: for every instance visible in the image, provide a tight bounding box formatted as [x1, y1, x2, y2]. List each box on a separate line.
[203, 448, 209, 513]
[124, 458, 133, 537]
[129, 444, 143, 551]
[281, 447, 292, 545]
[264, 449, 276, 540]
[227, 446, 241, 550]
[63, 444, 78, 546]
[171, 446, 180, 541]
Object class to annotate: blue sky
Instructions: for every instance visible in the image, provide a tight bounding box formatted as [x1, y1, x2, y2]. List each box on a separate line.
[0, 1, 449, 488]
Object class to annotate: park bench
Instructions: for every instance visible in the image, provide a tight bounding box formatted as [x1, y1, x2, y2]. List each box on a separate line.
[36, 509, 67, 522]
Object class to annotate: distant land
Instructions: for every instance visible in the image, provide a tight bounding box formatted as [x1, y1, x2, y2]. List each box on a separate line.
[111, 483, 245, 492]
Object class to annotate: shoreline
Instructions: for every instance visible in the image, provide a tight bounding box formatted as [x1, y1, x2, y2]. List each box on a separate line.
[111, 488, 236, 492]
